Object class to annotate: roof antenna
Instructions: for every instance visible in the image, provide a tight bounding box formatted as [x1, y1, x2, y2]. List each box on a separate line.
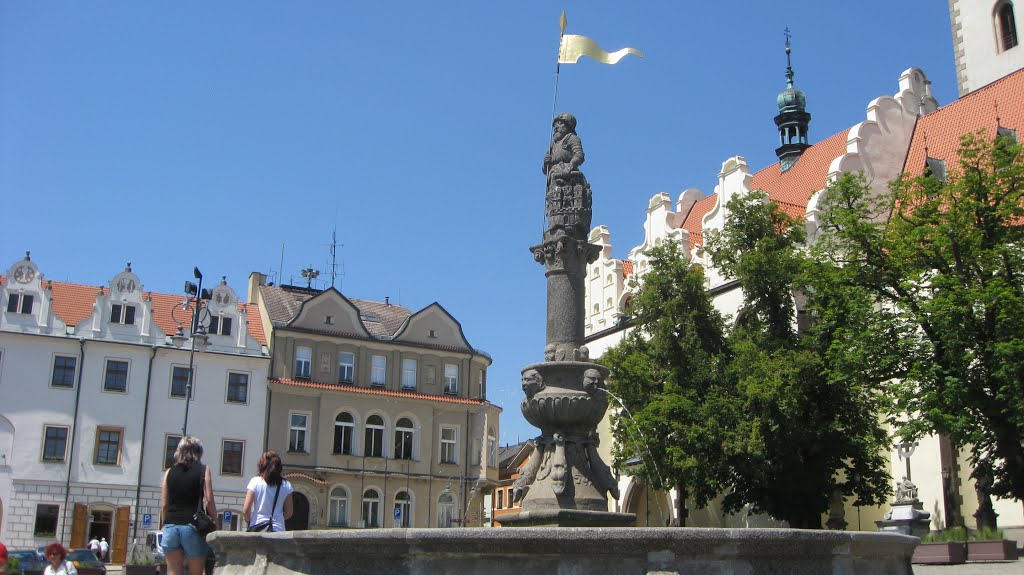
[323, 225, 344, 290]
[301, 267, 320, 289]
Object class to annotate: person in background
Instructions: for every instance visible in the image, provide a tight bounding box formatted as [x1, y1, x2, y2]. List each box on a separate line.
[0, 541, 9, 574]
[87, 536, 99, 558]
[98, 538, 109, 562]
[161, 436, 216, 575]
[242, 450, 294, 532]
[42, 543, 77, 575]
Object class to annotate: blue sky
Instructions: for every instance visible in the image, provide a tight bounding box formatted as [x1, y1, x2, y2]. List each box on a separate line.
[1, 2, 957, 445]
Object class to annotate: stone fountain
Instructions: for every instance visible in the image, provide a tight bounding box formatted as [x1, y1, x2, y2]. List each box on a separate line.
[208, 114, 920, 574]
[500, 112, 633, 527]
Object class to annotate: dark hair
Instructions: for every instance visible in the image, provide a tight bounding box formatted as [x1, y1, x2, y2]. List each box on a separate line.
[43, 543, 67, 561]
[258, 450, 283, 486]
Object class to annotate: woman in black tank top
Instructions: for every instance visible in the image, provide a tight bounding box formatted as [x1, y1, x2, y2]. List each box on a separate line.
[161, 436, 216, 575]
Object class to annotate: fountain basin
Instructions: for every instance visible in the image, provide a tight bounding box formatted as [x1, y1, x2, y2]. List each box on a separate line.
[209, 527, 918, 574]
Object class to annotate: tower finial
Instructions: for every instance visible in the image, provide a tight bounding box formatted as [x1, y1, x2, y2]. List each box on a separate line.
[784, 27, 795, 88]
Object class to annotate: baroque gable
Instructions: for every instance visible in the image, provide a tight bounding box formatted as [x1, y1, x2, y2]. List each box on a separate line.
[1, 252, 65, 333]
[392, 303, 472, 351]
[287, 288, 371, 338]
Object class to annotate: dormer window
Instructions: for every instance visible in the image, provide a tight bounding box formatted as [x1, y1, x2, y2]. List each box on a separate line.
[997, 126, 1018, 141]
[208, 315, 233, 336]
[110, 303, 136, 325]
[6, 293, 33, 314]
[924, 157, 947, 184]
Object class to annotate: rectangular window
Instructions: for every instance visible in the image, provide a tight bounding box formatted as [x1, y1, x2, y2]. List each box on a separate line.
[103, 359, 129, 392]
[440, 426, 457, 464]
[7, 293, 33, 314]
[221, 440, 244, 475]
[34, 504, 59, 537]
[164, 434, 182, 469]
[479, 370, 486, 399]
[295, 346, 312, 379]
[338, 352, 355, 384]
[497, 490, 504, 510]
[289, 412, 309, 453]
[42, 425, 69, 462]
[95, 427, 123, 465]
[444, 364, 459, 394]
[51, 355, 77, 388]
[170, 366, 192, 398]
[109, 303, 136, 325]
[227, 372, 248, 403]
[401, 358, 417, 390]
[208, 315, 232, 336]
[371, 355, 387, 386]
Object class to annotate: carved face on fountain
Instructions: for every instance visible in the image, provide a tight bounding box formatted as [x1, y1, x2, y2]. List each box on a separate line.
[522, 369, 545, 399]
[583, 369, 602, 394]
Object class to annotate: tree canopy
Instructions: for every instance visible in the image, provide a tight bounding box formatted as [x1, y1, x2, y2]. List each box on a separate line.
[601, 242, 735, 517]
[705, 190, 891, 529]
[814, 132, 1024, 501]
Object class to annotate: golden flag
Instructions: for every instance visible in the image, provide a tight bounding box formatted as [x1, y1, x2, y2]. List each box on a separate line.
[558, 34, 643, 65]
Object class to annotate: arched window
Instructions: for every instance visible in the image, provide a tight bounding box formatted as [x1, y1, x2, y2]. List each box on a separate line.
[998, 1, 1019, 51]
[437, 491, 455, 528]
[362, 489, 381, 528]
[393, 491, 412, 528]
[487, 427, 497, 467]
[334, 412, 355, 455]
[394, 417, 414, 460]
[364, 415, 384, 457]
[329, 487, 348, 526]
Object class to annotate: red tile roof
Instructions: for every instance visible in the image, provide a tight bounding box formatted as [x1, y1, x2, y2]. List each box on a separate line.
[904, 67, 1024, 176]
[680, 130, 852, 248]
[2, 276, 267, 345]
[270, 378, 490, 406]
[621, 260, 634, 279]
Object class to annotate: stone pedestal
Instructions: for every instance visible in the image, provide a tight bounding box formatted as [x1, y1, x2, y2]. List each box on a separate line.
[876, 500, 931, 538]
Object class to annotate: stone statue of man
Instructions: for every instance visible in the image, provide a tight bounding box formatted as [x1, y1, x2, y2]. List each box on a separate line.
[543, 113, 585, 180]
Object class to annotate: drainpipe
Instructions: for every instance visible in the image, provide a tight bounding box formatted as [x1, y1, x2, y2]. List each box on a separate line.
[462, 408, 471, 526]
[61, 338, 87, 543]
[131, 345, 159, 541]
[427, 407, 436, 527]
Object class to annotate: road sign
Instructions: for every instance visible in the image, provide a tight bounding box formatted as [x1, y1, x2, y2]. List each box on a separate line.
[142, 514, 153, 529]
[394, 507, 401, 519]
[223, 510, 232, 525]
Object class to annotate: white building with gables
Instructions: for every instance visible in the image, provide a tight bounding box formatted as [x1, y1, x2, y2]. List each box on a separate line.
[0, 253, 269, 561]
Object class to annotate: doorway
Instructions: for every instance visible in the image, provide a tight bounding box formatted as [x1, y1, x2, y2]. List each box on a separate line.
[285, 492, 309, 531]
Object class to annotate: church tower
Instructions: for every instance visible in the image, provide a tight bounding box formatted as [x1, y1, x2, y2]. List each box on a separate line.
[774, 29, 811, 172]
[950, 0, 1024, 96]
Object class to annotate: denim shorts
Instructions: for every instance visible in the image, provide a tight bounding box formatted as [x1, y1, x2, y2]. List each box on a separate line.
[161, 523, 210, 558]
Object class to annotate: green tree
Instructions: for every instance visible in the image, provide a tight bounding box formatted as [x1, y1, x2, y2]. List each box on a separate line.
[601, 242, 735, 523]
[704, 190, 891, 528]
[815, 132, 1024, 503]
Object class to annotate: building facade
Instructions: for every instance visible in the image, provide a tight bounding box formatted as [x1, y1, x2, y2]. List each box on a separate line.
[249, 274, 500, 530]
[0, 254, 269, 560]
[489, 441, 532, 527]
[585, 7, 1024, 531]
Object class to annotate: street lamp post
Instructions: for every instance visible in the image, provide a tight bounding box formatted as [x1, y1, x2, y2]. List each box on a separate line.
[170, 267, 211, 437]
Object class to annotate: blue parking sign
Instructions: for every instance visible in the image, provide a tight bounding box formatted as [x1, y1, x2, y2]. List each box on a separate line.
[142, 514, 153, 529]
[223, 510, 232, 525]
[394, 507, 401, 519]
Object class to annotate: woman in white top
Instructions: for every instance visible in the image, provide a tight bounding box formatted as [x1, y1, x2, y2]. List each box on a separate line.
[42, 543, 77, 575]
[242, 450, 294, 532]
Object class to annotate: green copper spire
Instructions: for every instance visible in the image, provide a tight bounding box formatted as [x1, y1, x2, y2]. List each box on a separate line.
[774, 27, 811, 172]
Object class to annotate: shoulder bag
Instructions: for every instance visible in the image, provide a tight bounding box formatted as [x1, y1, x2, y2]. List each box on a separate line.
[191, 464, 217, 536]
[247, 483, 282, 532]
